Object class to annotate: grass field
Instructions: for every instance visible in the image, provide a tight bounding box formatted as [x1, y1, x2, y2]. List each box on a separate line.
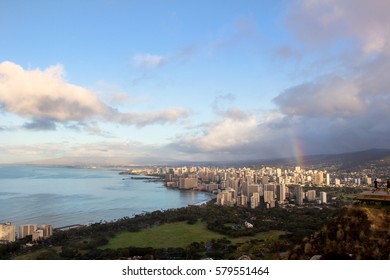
[13, 246, 61, 260]
[101, 221, 285, 249]
[12, 223, 285, 259]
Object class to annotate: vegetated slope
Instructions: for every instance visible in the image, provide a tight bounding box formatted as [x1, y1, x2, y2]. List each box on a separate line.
[270, 149, 390, 170]
[288, 206, 390, 260]
[315, 148, 390, 170]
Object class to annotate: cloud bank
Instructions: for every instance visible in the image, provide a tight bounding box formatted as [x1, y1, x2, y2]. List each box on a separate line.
[169, 0, 390, 160]
[0, 61, 189, 129]
[3, 1, 390, 163]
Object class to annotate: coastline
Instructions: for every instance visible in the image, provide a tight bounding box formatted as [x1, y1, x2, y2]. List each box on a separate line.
[0, 165, 214, 229]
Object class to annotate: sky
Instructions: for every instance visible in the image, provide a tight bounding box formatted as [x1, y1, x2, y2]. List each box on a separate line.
[1, 0, 390, 164]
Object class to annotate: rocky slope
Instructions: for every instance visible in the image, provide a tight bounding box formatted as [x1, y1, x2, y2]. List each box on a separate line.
[288, 206, 390, 260]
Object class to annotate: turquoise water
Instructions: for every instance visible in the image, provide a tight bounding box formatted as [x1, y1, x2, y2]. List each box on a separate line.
[0, 166, 212, 228]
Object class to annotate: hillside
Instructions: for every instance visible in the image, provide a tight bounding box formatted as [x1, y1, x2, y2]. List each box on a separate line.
[181, 149, 390, 170]
[288, 206, 390, 260]
[255, 149, 390, 170]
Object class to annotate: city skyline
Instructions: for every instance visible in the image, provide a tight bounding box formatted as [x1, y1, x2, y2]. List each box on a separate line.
[1, 0, 390, 164]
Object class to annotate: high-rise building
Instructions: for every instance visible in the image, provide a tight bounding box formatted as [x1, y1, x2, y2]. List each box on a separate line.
[295, 186, 304, 205]
[40, 224, 53, 238]
[206, 183, 218, 192]
[246, 184, 260, 197]
[264, 190, 274, 204]
[227, 178, 239, 191]
[284, 174, 290, 184]
[165, 173, 173, 182]
[0, 222, 16, 243]
[264, 183, 276, 192]
[237, 195, 248, 207]
[32, 229, 44, 241]
[250, 192, 260, 209]
[313, 172, 324, 186]
[320, 191, 327, 204]
[355, 178, 361, 186]
[19, 224, 37, 239]
[253, 174, 259, 184]
[179, 177, 198, 189]
[306, 190, 316, 201]
[216, 188, 235, 206]
[276, 184, 286, 204]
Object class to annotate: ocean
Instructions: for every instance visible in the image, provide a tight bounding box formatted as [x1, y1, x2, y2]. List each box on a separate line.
[0, 165, 212, 228]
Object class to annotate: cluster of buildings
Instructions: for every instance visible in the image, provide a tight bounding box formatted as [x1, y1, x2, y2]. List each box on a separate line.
[149, 165, 346, 208]
[0, 222, 53, 244]
[129, 164, 336, 209]
[146, 165, 375, 189]
[212, 177, 327, 209]
[215, 183, 324, 208]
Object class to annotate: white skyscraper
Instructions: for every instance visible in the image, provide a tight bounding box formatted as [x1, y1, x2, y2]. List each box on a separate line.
[320, 191, 327, 204]
[0, 222, 16, 243]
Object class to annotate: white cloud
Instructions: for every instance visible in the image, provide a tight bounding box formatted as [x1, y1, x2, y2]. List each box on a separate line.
[0, 61, 110, 122]
[287, 0, 390, 54]
[170, 109, 301, 161]
[169, 13, 390, 162]
[211, 94, 250, 121]
[177, 116, 258, 152]
[276, 0, 390, 121]
[274, 75, 365, 117]
[112, 107, 191, 127]
[266, 0, 390, 156]
[0, 61, 190, 128]
[107, 92, 133, 106]
[132, 53, 166, 69]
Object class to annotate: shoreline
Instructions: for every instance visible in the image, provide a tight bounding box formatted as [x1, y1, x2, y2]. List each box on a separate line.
[0, 165, 213, 230]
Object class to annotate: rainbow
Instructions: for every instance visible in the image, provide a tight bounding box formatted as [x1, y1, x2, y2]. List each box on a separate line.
[289, 127, 305, 167]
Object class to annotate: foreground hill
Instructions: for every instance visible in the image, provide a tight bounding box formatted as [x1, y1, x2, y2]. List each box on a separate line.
[4, 203, 389, 260]
[3, 203, 338, 260]
[288, 206, 390, 260]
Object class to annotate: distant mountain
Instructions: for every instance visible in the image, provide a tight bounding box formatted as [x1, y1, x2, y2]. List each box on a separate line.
[10, 148, 390, 170]
[246, 148, 390, 170]
[317, 148, 390, 169]
[15, 156, 179, 168]
[301, 148, 390, 169]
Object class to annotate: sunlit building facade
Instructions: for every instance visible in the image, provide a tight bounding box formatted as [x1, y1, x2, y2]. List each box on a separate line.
[0, 222, 16, 243]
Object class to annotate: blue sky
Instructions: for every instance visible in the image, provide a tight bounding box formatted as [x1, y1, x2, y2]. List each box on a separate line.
[1, 0, 390, 164]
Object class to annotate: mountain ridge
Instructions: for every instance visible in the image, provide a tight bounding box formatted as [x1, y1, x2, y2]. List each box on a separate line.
[5, 148, 390, 170]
